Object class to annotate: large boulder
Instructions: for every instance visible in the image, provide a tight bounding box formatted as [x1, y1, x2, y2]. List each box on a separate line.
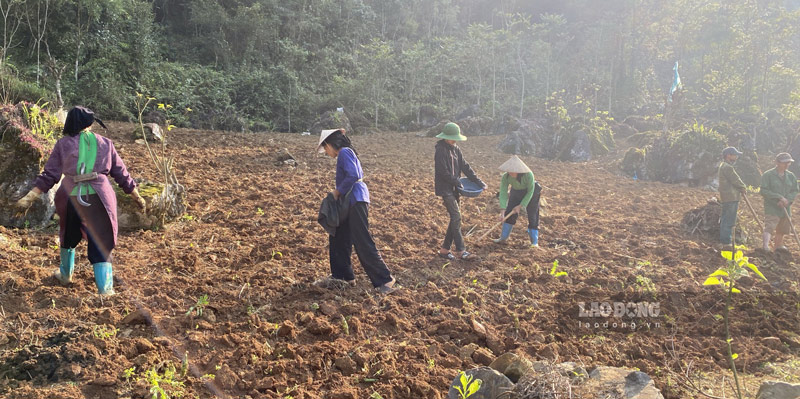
[497, 119, 547, 156]
[734, 155, 761, 188]
[645, 128, 726, 186]
[620, 147, 647, 180]
[563, 129, 592, 162]
[756, 381, 800, 399]
[116, 179, 187, 231]
[132, 123, 163, 141]
[0, 103, 61, 228]
[578, 366, 664, 399]
[309, 109, 353, 136]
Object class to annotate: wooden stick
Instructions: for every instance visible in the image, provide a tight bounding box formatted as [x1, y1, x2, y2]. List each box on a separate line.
[782, 207, 800, 249]
[475, 211, 515, 241]
[741, 193, 764, 233]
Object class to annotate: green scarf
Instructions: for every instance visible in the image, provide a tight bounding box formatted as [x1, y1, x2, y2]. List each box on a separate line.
[70, 131, 97, 196]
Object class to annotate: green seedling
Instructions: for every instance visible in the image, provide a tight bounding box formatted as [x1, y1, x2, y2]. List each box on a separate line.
[453, 370, 482, 399]
[427, 358, 435, 370]
[186, 294, 209, 317]
[92, 325, 118, 340]
[701, 247, 767, 399]
[550, 260, 567, 277]
[256, 207, 265, 216]
[144, 364, 185, 399]
[123, 366, 136, 389]
[370, 393, 384, 399]
[271, 250, 283, 260]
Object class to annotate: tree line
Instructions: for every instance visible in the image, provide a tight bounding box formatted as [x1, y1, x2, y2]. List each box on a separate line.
[1, 0, 799, 133]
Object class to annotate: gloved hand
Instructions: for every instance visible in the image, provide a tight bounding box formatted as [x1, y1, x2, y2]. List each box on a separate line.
[15, 190, 41, 208]
[131, 190, 147, 212]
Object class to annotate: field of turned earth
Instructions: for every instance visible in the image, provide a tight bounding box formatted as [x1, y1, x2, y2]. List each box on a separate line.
[1, 122, 798, 399]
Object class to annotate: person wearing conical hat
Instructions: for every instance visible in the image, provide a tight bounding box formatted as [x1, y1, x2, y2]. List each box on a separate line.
[493, 155, 542, 247]
[434, 122, 485, 261]
[317, 129, 397, 294]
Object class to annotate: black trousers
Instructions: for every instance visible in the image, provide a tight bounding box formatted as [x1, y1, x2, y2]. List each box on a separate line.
[329, 201, 393, 287]
[503, 183, 542, 229]
[442, 195, 465, 252]
[63, 195, 114, 264]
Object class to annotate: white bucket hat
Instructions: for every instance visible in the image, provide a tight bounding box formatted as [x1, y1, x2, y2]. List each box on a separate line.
[499, 155, 532, 174]
[318, 129, 344, 153]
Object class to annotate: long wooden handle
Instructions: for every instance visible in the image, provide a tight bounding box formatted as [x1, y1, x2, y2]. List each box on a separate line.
[476, 211, 516, 241]
[782, 207, 800, 249]
[742, 193, 764, 232]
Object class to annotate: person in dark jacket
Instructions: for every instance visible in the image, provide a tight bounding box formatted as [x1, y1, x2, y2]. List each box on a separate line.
[15, 106, 146, 295]
[434, 122, 485, 261]
[317, 129, 397, 294]
[717, 147, 746, 246]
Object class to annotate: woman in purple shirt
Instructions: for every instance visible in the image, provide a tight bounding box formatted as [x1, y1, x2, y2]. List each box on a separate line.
[15, 107, 145, 295]
[318, 129, 396, 294]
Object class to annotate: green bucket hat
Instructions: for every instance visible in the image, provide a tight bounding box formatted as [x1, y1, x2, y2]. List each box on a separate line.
[435, 122, 467, 141]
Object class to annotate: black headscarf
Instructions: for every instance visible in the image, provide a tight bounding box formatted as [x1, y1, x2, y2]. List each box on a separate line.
[62, 106, 107, 136]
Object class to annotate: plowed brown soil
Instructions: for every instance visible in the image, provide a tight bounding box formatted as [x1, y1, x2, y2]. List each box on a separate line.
[1, 123, 798, 399]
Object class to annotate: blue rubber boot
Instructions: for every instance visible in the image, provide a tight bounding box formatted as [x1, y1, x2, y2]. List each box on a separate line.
[493, 223, 514, 243]
[54, 248, 75, 285]
[528, 228, 539, 247]
[93, 262, 114, 295]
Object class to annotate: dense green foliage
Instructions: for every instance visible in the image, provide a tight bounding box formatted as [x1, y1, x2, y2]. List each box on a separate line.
[2, 0, 800, 132]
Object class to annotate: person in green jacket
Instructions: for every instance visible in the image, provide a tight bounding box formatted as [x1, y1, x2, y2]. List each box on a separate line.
[717, 147, 747, 246]
[760, 152, 799, 251]
[493, 155, 542, 247]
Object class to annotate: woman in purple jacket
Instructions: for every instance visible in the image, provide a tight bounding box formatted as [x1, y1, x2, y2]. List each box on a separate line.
[318, 129, 396, 294]
[15, 106, 145, 295]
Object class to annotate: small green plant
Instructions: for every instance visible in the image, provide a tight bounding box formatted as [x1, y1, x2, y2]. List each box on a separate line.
[550, 260, 567, 277]
[453, 370, 482, 399]
[635, 275, 657, 297]
[123, 366, 136, 389]
[369, 393, 384, 399]
[256, 207, 265, 216]
[271, 250, 283, 260]
[310, 303, 320, 311]
[340, 315, 349, 335]
[701, 247, 767, 399]
[144, 364, 185, 399]
[186, 294, 210, 317]
[93, 324, 119, 340]
[427, 358, 435, 370]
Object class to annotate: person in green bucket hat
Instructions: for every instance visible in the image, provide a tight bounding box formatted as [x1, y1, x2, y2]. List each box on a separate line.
[434, 122, 485, 261]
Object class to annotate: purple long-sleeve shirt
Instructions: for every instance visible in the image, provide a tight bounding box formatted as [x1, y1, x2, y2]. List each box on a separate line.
[34, 133, 137, 246]
[335, 147, 369, 206]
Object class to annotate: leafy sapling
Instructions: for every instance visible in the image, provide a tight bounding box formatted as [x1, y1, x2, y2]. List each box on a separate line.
[702, 247, 767, 399]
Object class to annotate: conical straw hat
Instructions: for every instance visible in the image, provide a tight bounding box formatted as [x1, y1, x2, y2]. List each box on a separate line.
[318, 129, 343, 153]
[498, 155, 531, 174]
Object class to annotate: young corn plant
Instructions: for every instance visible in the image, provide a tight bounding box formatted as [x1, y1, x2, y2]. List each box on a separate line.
[453, 370, 482, 399]
[550, 260, 567, 277]
[702, 247, 767, 399]
[186, 294, 209, 317]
